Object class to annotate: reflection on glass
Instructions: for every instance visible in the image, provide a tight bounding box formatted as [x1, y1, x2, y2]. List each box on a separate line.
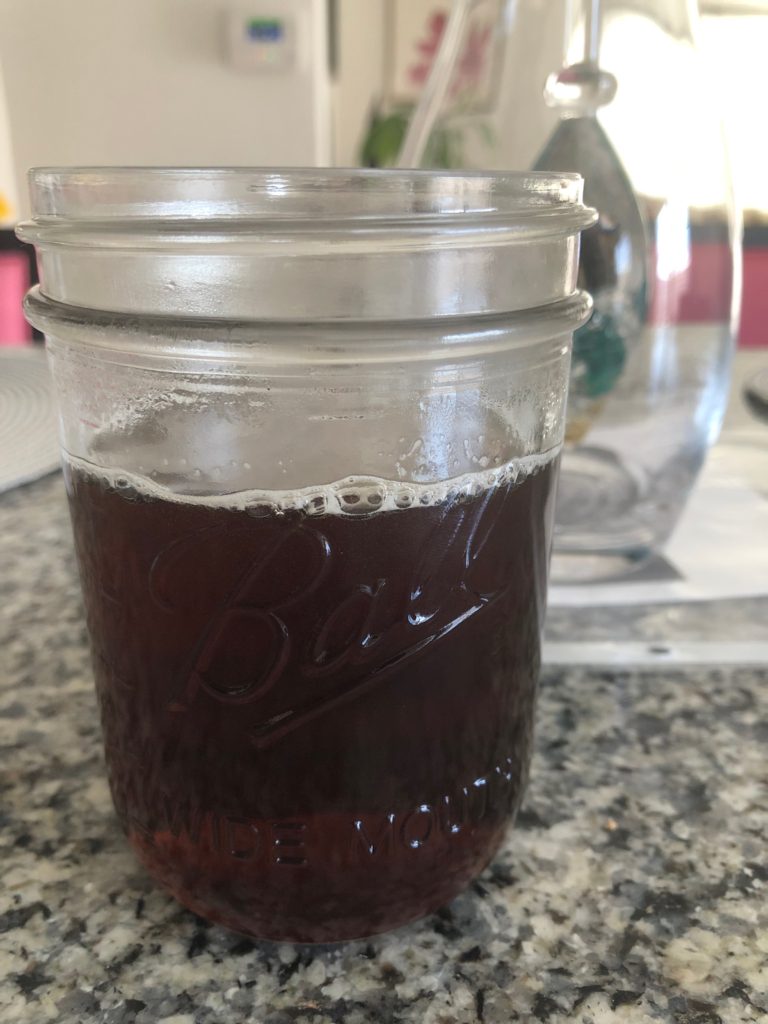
[409, 0, 740, 580]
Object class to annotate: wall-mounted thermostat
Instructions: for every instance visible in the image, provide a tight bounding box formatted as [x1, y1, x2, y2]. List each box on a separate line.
[224, 9, 297, 72]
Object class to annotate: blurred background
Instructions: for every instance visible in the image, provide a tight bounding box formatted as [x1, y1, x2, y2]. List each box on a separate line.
[0, 0, 765, 347]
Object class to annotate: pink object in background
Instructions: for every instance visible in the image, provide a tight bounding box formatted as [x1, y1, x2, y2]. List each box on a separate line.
[649, 243, 733, 328]
[648, 241, 768, 349]
[0, 251, 31, 345]
[408, 11, 448, 87]
[740, 248, 768, 348]
[406, 5, 494, 102]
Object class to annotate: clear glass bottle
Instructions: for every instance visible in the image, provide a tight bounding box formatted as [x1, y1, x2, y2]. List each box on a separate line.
[415, 0, 741, 580]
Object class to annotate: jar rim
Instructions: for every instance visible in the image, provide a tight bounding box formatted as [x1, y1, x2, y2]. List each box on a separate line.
[19, 167, 595, 322]
[22, 166, 591, 225]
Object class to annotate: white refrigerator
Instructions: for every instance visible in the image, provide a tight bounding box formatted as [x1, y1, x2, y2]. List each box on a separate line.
[0, 0, 388, 219]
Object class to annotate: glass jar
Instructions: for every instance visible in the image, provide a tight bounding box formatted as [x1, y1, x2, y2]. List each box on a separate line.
[409, 0, 740, 580]
[19, 168, 593, 942]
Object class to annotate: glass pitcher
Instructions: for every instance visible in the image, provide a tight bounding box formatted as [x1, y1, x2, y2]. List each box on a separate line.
[411, 0, 741, 580]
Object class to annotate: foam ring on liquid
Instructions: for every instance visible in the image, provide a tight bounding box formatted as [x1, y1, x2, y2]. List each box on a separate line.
[62, 446, 561, 516]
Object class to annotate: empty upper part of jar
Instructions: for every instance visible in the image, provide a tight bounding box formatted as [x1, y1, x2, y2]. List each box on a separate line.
[18, 167, 595, 321]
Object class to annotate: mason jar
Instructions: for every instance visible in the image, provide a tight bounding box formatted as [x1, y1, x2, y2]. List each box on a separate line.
[19, 168, 593, 942]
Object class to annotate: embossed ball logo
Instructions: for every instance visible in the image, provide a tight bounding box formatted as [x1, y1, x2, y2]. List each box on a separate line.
[148, 483, 517, 746]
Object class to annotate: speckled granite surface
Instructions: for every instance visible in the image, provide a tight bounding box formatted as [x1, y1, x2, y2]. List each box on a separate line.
[1, 475, 766, 1024]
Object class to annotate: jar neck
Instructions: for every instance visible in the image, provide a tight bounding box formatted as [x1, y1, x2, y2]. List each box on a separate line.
[24, 286, 593, 366]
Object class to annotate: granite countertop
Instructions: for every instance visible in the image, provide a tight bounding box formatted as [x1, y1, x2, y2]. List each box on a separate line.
[1, 475, 766, 1024]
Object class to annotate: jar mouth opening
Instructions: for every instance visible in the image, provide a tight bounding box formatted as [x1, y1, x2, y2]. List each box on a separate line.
[22, 166, 592, 226]
[19, 168, 595, 322]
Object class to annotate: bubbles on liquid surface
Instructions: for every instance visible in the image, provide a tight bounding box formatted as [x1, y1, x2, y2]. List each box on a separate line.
[65, 446, 558, 519]
[307, 494, 327, 517]
[106, 474, 145, 502]
[336, 480, 390, 516]
[246, 501, 279, 519]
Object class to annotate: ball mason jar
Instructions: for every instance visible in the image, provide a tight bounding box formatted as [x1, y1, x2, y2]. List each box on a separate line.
[20, 168, 593, 942]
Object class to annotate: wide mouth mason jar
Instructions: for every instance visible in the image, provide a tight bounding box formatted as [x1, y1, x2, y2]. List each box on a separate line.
[19, 167, 594, 942]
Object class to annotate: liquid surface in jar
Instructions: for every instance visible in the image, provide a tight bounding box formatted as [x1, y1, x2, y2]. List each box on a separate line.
[65, 450, 558, 942]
